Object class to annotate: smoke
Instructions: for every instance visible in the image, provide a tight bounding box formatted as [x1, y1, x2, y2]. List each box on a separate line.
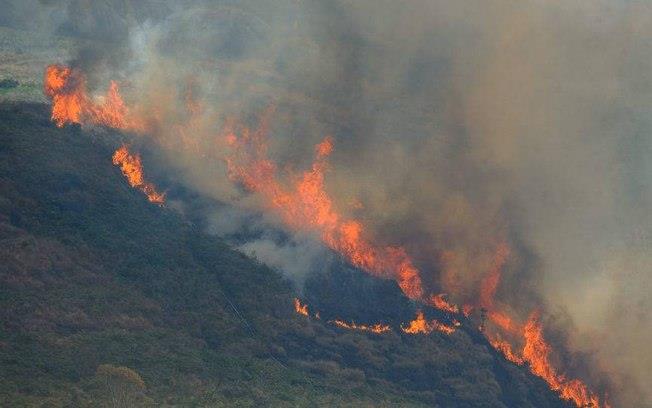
[4, 0, 651, 405]
[238, 236, 334, 290]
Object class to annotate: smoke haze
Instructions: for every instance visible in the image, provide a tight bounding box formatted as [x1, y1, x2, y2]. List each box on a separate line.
[5, 0, 651, 405]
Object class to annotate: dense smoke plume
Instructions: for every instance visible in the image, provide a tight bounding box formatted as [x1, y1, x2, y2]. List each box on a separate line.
[7, 0, 652, 405]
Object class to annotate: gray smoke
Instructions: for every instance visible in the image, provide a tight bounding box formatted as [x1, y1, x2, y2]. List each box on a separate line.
[4, 0, 651, 405]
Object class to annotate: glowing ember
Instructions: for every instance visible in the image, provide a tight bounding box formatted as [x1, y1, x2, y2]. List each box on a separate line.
[401, 310, 456, 335]
[331, 319, 391, 334]
[44, 64, 144, 131]
[430, 293, 459, 314]
[225, 119, 424, 299]
[112, 145, 165, 204]
[293, 298, 309, 316]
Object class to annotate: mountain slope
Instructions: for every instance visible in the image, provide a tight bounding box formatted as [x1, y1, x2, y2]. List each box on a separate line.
[0, 103, 571, 407]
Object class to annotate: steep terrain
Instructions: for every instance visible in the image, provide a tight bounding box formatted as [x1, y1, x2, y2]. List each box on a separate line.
[0, 103, 573, 407]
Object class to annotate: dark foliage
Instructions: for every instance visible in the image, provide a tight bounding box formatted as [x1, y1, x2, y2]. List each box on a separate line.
[0, 79, 18, 90]
[0, 103, 572, 407]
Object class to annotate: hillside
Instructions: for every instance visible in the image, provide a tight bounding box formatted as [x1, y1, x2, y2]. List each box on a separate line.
[0, 102, 575, 407]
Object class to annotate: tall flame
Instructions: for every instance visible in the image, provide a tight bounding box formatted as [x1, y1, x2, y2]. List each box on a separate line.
[224, 119, 424, 299]
[475, 245, 608, 407]
[293, 298, 309, 317]
[112, 145, 165, 204]
[226, 115, 606, 406]
[44, 63, 609, 407]
[478, 243, 519, 334]
[44, 64, 144, 131]
[522, 312, 603, 408]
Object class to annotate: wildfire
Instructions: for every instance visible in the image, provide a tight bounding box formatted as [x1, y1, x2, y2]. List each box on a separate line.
[476, 244, 521, 333]
[112, 145, 165, 204]
[43, 62, 609, 408]
[488, 333, 524, 365]
[331, 319, 391, 334]
[224, 118, 424, 299]
[293, 298, 309, 316]
[522, 312, 603, 408]
[291, 300, 456, 336]
[479, 243, 510, 310]
[473, 245, 608, 407]
[227, 114, 602, 406]
[401, 310, 456, 335]
[430, 293, 459, 314]
[44, 64, 144, 131]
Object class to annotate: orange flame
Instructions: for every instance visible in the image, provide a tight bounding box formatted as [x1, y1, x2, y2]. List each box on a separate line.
[477, 244, 521, 335]
[482, 312, 608, 407]
[293, 298, 309, 316]
[45, 63, 608, 408]
[522, 312, 603, 408]
[488, 310, 518, 334]
[488, 333, 524, 365]
[479, 242, 511, 310]
[112, 145, 165, 204]
[331, 319, 391, 334]
[44, 64, 144, 131]
[429, 293, 459, 314]
[475, 244, 607, 407]
[401, 310, 456, 335]
[225, 118, 423, 299]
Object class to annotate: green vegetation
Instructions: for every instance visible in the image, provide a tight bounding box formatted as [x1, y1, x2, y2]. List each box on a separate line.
[0, 25, 74, 103]
[0, 103, 571, 407]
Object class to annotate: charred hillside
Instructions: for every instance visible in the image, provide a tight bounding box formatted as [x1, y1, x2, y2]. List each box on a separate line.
[0, 103, 571, 407]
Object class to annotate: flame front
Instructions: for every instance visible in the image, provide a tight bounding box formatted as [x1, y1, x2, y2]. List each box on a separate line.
[225, 119, 424, 299]
[44, 64, 144, 131]
[226, 115, 606, 406]
[44, 64, 83, 127]
[479, 244, 519, 333]
[488, 334, 524, 365]
[522, 313, 602, 408]
[332, 319, 391, 334]
[475, 245, 608, 407]
[401, 310, 456, 335]
[112, 145, 165, 204]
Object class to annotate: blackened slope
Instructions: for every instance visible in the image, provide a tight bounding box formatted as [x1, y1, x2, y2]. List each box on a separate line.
[0, 103, 571, 407]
